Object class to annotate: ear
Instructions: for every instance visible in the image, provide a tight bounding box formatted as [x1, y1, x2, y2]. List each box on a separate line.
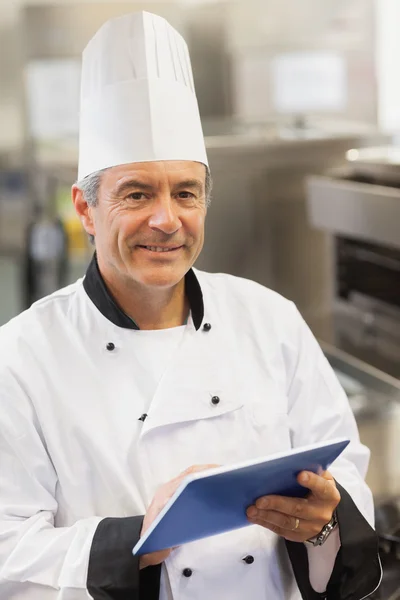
[71, 185, 95, 237]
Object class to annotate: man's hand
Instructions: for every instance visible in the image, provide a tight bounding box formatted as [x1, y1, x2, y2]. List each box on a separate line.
[246, 470, 340, 543]
[139, 464, 219, 570]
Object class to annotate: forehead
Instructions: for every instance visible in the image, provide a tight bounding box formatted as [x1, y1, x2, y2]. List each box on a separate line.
[103, 160, 206, 187]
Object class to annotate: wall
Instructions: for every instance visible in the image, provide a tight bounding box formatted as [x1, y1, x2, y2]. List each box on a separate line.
[0, 2, 25, 153]
[228, 0, 377, 125]
[0, 0, 378, 153]
[0, 0, 231, 153]
[375, 0, 400, 133]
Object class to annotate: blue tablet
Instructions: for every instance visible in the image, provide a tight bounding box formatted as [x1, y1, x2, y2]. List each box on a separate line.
[133, 438, 350, 556]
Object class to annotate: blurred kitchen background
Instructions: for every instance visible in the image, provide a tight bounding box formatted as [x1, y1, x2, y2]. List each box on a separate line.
[2, 1, 400, 595]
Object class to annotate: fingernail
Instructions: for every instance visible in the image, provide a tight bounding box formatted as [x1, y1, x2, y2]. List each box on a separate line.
[301, 473, 309, 483]
[247, 506, 258, 518]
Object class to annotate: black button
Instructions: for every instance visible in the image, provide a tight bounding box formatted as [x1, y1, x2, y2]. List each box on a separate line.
[211, 396, 220, 405]
[243, 555, 254, 565]
[182, 568, 193, 578]
[106, 342, 115, 351]
[138, 413, 148, 422]
[203, 323, 212, 332]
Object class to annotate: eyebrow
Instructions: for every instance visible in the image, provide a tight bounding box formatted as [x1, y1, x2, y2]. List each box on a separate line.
[114, 180, 154, 196]
[114, 178, 204, 197]
[172, 179, 204, 194]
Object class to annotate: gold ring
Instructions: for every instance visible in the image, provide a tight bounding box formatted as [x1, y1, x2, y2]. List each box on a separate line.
[292, 518, 300, 531]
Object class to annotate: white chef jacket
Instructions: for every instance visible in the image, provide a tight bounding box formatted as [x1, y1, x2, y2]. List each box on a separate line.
[0, 264, 380, 600]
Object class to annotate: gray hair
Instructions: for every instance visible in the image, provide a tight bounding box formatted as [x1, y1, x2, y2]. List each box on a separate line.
[75, 169, 107, 244]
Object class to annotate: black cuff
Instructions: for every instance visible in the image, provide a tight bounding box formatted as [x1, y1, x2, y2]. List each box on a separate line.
[87, 516, 162, 600]
[284, 539, 326, 600]
[285, 481, 382, 600]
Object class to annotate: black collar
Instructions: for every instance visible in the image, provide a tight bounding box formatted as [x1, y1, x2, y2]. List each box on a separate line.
[83, 253, 204, 331]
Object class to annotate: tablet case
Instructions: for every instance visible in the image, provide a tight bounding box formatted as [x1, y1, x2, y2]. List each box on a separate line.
[133, 438, 349, 556]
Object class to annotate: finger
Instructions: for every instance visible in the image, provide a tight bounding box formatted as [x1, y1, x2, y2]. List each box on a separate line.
[252, 508, 325, 539]
[151, 469, 207, 517]
[255, 495, 320, 522]
[248, 509, 323, 541]
[140, 547, 173, 569]
[248, 508, 302, 532]
[297, 471, 340, 502]
[176, 464, 220, 481]
[166, 464, 218, 492]
[145, 465, 221, 533]
[167, 464, 221, 502]
[255, 494, 334, 524]
[248, 517, 309, 543]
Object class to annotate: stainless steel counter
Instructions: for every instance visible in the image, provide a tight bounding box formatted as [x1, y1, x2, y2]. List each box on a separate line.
[323, 342, 400, 500]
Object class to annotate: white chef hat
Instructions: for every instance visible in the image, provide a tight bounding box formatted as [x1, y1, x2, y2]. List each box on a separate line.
[78, 11, 208, 180]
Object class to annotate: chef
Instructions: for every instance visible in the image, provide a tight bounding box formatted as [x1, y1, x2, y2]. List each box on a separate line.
[0, 10, 381, 600]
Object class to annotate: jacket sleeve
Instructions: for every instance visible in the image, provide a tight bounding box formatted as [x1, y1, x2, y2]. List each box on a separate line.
[0, 380, 161, 600]
[282, 304, 382, 600]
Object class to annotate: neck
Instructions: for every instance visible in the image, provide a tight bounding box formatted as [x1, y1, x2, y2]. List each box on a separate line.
[98, 261, 188, 331]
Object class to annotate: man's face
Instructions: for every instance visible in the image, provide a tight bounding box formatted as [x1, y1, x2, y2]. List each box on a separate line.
[80, 160, 207, 290]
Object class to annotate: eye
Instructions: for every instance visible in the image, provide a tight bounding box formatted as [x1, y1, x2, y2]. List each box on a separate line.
[178, 191, 195, 199]
[126, 192, 146, 201]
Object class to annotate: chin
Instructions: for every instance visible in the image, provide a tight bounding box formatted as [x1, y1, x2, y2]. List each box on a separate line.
[133, 266, 187, 289]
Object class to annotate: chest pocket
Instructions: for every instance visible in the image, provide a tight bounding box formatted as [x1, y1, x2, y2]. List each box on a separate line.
[247, 404, 291, 456]
[141, 385, 292, 485]
[141, 386, 244, 434]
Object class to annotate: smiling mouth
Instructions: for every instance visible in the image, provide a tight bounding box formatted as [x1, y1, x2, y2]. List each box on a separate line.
[137, 245, 183, 253]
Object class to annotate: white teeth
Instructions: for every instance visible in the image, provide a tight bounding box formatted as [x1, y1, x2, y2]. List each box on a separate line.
[144, 246, 175, 252]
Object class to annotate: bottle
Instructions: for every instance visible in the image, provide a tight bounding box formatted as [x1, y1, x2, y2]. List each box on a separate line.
[23, 199, 68, 308]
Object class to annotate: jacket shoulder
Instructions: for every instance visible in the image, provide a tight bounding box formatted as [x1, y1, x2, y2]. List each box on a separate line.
[194, 269, 295, 316]
[0, 280, 83, 357]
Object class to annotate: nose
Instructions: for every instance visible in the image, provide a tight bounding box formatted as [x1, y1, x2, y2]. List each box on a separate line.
[148, 197, 182, 235]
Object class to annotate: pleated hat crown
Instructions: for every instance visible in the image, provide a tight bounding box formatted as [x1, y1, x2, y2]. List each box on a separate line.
[78, 11, 208, 180]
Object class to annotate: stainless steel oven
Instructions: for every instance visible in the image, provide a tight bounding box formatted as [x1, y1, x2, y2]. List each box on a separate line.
[332, 235, 400, 378]
[307, 148, 400, 598]
[307, 146, 400, 379]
